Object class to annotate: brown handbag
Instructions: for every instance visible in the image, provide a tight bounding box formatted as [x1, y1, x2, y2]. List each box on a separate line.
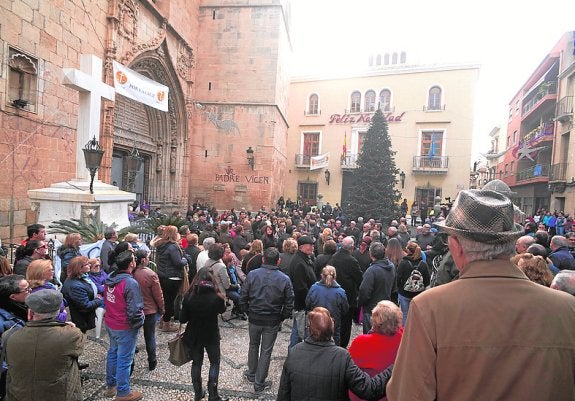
[167, 325, 192, 367]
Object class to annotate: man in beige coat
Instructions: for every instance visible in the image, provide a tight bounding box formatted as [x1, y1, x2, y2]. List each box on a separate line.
[387, 190, 575, 401]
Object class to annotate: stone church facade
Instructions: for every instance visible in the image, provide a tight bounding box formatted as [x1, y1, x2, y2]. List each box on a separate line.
[0, 0, 290, 242]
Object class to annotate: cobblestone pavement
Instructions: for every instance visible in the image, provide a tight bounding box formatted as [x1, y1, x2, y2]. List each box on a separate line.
[81, 307, 362, 401]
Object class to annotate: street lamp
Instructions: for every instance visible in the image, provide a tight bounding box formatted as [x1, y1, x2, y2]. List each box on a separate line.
[324, 169, 331, 185]
[399, 170, 406, 189]
[126, 145, 144, 192]
[82, 136, 104, 194]
[246, 146, 255, 170]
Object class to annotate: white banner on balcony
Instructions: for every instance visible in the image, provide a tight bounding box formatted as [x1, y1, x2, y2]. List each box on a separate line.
[113, 61, 169, 111]
[310, 152, 330, 170]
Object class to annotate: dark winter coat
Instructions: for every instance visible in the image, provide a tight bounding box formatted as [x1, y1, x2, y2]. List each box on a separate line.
[156, 242, 187, 279]
[277, 338, 392, 401]
[180, 284, 226, 346]
[358, 258, 396, 311]
[330, 249, 363, 309]
[288, 251, 316, 311]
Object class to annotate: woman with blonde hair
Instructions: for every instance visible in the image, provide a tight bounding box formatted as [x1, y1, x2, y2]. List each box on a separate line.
[27, 259, 67, 322]
[396, 241, 430, 325]
[511, 252, 554, 287]
[349, 301, 403, 401]
[0, 256, 13, 278]
[305, 265, 349, 346]
[279, 238, 298, 276]
[155, 225, 188, 331]
[317, 228, 333, 255]
[57, 232, 82, 283]
[241, 239, 263, 274]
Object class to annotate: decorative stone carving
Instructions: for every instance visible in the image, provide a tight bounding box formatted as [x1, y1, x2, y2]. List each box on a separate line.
[117, 0, 139, 42]
[176, 42, 194, 81]
[156, 143, 163, 172]
[121, 19, 167, 64]
[81, 205, 100, 224]
[170, 146, 176, 173]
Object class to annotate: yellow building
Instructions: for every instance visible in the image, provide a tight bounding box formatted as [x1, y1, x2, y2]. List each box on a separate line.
[286, 58, 479, 215]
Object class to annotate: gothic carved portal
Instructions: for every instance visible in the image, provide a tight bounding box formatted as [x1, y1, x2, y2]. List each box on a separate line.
[112, 50, 186, 206]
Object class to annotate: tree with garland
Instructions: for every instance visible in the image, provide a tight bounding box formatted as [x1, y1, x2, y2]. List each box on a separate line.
[346, 108, 402, 224]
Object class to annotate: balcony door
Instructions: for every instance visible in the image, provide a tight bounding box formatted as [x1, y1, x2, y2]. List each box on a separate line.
[303, 132, 320, 164]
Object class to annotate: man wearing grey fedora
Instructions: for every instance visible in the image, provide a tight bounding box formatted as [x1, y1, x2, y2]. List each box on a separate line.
[387, 189, 575, 401]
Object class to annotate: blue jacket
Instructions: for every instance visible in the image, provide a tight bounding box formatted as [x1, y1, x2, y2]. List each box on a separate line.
[0, 307, 26, 372]
[104, 271, 144, 330]
[549, 246, 575, 271]
[156, 242, 187, 279]
[239, 264, 294, 327]
[305, 282, 349, 345]
[62, 277, 103, 312]
[358, 258, 396, 311]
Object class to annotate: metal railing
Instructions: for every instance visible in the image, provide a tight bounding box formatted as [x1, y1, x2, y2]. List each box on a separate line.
[341, 153, 359, 168]
[412, 156, 449, 169]
[522, 81, 557, 115]
[520, 122, 554, 146]
[550, 163, 568, 181]
[556, 95, 573, 121]
[516, 164, 550, 182]
[295, 154, 311, 167]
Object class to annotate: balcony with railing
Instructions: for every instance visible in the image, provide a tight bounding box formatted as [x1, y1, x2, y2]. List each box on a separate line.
[556, 95, 573, 123]
[412, 156, 449, 174]
[341, 153, 359, 169]
[519, 122, 554, 148]
[516, 164, 550, 183]
[549, 163, 568, 182]
[521, 81, 557, 118]
[295, 154, 311, 168]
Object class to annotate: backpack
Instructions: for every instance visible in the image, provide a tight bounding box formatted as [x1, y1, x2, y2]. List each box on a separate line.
[403, 262, 425, 293]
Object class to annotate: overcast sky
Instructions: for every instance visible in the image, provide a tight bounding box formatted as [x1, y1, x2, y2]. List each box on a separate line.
[289, 0, 575, 159]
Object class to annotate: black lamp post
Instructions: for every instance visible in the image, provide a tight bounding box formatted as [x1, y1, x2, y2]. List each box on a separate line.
[246, 146, 255, 170]
[82, 136, 104, 194]
[399, 170, 406, 189]
[126, 146, 144, 192]
[324, 169, 330, 185]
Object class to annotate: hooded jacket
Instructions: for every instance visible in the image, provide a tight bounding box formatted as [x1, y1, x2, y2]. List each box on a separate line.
[358, 258, 396, 311]
[104, 271, 144, 330]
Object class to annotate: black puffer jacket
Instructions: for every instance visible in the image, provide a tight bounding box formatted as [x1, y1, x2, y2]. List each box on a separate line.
[277, 338, 392, 401]
[156, 242, 187, 279]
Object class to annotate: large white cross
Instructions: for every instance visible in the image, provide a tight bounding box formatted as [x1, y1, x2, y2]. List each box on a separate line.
[63, 55, 115, 181]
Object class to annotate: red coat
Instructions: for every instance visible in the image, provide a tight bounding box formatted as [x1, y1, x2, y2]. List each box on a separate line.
[349, 328, 403, 401]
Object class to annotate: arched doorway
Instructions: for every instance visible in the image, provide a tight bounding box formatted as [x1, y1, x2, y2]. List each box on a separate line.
[112, 49, 187, 209]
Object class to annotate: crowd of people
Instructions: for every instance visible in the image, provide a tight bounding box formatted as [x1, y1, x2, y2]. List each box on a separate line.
[0, 181, 574, 400]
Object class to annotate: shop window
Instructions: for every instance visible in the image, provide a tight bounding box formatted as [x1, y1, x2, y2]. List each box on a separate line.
[7, 49, 38, 112]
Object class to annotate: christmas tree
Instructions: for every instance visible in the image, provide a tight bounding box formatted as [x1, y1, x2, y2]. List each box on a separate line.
[346, 108, 401, 224]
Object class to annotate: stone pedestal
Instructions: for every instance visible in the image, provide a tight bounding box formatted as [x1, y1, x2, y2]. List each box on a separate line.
[28, 179, 136, 231]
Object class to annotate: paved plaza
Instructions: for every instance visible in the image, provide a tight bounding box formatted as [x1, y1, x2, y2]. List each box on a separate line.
[80, 307, 362, 401]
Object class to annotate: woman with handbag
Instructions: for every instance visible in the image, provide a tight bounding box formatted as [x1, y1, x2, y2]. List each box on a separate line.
[155, 225, 188, 332]
[180, 268, 228, 401]
[396, 241, 430, 326]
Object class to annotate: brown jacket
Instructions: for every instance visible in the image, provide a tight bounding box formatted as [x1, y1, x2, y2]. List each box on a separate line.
[5, 320, 85, 401]
[387, 258, 575, 401]
[133, 266, 165, 316]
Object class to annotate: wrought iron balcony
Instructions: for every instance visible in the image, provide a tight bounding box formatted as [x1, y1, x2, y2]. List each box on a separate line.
[516, 164, 550, 182]
[412, 156, 449, 174]
[556, 96, 573, 123]
[549, 163, 568, 181]
[341, 153, 359, 169]
[295, 154, 311, 168]
[304, 109, 321, 116]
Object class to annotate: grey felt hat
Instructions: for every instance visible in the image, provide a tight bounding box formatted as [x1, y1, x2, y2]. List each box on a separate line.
[25, 290, 63, 313]
[435, 189, 523, 244]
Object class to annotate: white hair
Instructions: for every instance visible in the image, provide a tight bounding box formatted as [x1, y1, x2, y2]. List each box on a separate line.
[456, 236, 516, 263]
